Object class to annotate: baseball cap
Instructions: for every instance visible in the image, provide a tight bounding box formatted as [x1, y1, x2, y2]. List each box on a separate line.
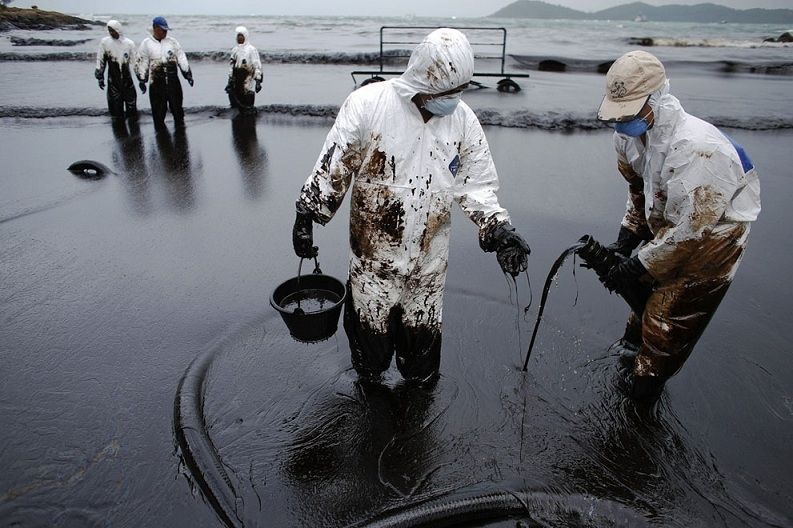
[597, 50, 666, 122]
[152, 16, 169, 30]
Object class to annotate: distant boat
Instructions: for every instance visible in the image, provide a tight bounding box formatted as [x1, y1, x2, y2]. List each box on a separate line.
[634, 15, 647, 22]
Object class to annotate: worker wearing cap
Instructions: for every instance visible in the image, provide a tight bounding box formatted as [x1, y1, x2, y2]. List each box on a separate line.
[596, 50, 760, 402]
[136, 16, 194, 128]
[95, 20, 139, 120]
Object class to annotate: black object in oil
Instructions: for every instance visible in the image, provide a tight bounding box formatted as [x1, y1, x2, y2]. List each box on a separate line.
[281, 288, 340, 315]
[575, 235, 652, 316]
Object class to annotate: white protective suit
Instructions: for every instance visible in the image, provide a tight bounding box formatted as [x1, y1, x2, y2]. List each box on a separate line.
[616, 91, 760, 280]
[614, 85, 760, 379]
[229, 27, 263, 95]
[135, 33, 191, 85]
[136, 30, 192, 126]
[95, 20, 138, 118]
[297, 28, 511, 380]
[95, 21, 137, 77]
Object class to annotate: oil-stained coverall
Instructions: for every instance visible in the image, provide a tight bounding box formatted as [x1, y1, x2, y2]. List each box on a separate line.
[225, 26, 263, 115]
[136, 26, 193, 128]
[609, 82, 760, 400]
[293, 28, 529, 383]
[94, 20, 138, 119]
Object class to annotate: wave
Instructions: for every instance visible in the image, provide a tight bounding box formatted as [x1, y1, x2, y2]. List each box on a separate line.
[3, 50, 791, 76]
[1, 104, 790, 131]
[626, 36, 793, 49]
[0, 50, 408, 65]
[509, 55, 793, 75]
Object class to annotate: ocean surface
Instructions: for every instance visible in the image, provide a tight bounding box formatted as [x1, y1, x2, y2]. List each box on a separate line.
[1, 13, 792, 528]
[1, 14, 792, 128]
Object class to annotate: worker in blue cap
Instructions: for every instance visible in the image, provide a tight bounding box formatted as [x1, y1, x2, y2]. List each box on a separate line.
[136, 16, 194, 128]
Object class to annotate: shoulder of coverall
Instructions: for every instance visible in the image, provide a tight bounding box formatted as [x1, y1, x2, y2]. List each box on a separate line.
[393, 28, 475, 97]
[663, 106, 746, 173]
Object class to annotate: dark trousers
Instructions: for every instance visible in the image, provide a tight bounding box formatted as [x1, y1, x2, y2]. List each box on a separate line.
[343, 288, 441, 383]
[149, 75, 184, 127]
[106, 64, 137, 119]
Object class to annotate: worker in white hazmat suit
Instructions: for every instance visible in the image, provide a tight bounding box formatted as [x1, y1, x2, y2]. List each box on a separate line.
[136, 17, 194, 129]
[293, 28, 530, 385]
[94, 20, 138, 120]
[596, 50, 761, 402]
[225, 26, 263, 115]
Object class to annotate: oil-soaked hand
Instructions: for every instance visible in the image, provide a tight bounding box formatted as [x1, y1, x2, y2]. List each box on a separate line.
[496, 229, 530, 277]
[606, 226, 645, 258]
[293, 204, 319, 259]
[139, 81, 147, 94]
[604, 254, 646, 292]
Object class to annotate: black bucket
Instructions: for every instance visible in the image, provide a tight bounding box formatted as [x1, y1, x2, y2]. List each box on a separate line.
[270, 258, 347, 343]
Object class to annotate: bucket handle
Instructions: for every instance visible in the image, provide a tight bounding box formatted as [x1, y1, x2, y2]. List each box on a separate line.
[297, 256, 322, 281]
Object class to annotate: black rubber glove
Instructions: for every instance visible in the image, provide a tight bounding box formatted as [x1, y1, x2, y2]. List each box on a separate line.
[97, 78, 105, 90]
[139, 81, 147, 94]
[606, 226, 645, 257]
[184, 71, 194, 87]
[603, 254, 646, 293]
[486, 222, 530, 277]
[292, 202, 318, 259]
[224, 78, 233, 94]
[255, 79, 262, 93]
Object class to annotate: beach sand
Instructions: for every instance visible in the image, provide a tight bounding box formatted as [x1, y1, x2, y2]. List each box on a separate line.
[2, 62, 792, 526]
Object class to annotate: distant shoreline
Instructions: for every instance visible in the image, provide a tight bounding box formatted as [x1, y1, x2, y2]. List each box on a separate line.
[0, 6, 100, 32]
[490, 0, 793, 24]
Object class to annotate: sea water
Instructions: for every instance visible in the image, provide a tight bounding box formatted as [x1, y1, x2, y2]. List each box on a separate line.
[1, 14, 791, 128]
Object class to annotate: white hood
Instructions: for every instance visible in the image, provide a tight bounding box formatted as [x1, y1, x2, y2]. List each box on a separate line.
[235, 26, 249, 44]
[393, 27, 474, 98]
[107, 20, 123, 36]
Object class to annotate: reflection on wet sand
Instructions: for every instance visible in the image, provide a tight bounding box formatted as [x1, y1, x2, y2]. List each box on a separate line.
[151, 126, 197, 212]
[111, 117, 151, 216]
[231, 114, 268, 201]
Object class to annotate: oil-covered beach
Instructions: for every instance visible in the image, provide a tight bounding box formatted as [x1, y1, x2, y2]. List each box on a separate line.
[1, 12, 792, 527]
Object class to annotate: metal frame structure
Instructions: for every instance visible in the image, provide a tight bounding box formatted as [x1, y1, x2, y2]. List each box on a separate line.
[350, 26, 529, 92]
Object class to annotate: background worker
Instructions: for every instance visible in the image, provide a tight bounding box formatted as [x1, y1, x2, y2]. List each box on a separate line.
[136, 16, 194, 129]
[292, 28, 530, 386]
[597, 50, 761, 402]
[94, 20, 138, 120]
[225, 26, 263, 115]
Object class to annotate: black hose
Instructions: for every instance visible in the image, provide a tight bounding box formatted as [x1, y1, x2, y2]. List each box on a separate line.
[173, 340, 243, 528]
[347, 482, 650, 528]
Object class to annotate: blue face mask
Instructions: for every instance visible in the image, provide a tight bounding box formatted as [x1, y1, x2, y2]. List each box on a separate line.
[613, 115, 652, 137]
[423, 93, 462, 116]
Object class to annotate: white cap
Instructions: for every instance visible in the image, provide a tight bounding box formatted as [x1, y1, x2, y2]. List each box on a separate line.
[598, 50, 666, 122]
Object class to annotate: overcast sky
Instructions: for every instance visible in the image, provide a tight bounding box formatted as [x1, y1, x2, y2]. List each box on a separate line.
[13, 0, 793, 18]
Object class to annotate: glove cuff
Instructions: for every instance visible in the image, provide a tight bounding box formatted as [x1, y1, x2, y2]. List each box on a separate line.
[625, 254, 647, 276]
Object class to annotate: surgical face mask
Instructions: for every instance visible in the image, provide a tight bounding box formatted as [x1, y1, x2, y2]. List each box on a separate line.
[423, 93, 462, 116]
[613, 115, 653, 137]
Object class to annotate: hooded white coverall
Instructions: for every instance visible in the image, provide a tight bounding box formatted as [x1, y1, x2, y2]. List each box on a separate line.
[136, 31, 192, 127]
[614, 89, 760, 379]
[297, 28, 511, 381]
[227, 26, 263, 114]
[95, 20, 138, 119]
